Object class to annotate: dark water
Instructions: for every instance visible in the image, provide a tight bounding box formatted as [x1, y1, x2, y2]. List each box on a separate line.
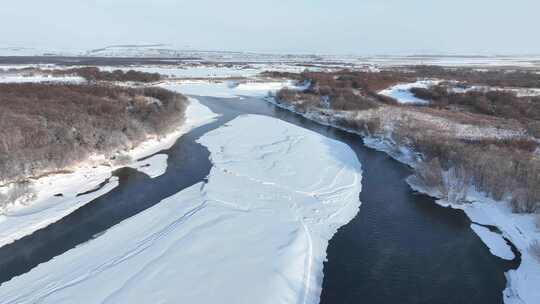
[0, 95, 518, 303]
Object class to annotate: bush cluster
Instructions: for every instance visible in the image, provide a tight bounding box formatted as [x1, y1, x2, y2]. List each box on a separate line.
[273, 68, 540, 213]
[395, 128, 540, 213]
[50, 67, 162, 83]
[0, 181, 37, 212]
[275, 69, 412, 111]
[411, 86, 540, 124]
[0, 83, 187, 183]
[412, 65, 540, 88]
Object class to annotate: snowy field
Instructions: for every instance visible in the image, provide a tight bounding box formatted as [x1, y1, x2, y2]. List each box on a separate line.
[100, 65, 262, 79]
[99, 63, 316, 78]
[0, 98, 217, 248]
[160, 80, 303, 98]
[0, 112, 362, 304]
[0, 74, 84, 84]
[451, 85, 540, 97]
[378, 80, 440, 104]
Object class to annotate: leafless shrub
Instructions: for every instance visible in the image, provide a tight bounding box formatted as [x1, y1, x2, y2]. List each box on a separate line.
[412, 85, 540, 123]
[412, 65, 540, 88]
[8, 181, 36, 204]
[50, 67, 161, 83]
[535, 214, 540, 230]
[112, 154, 133, 166]
[0, 181, 37, 212]
[414, 158, 446, 196]
[0, 83, 187, 183]
[511, 188, 538, 214]
[444, 166, 471, 204]
[271, 68, 540, 213]
[0, 192, 7, 210]
[411, 156, 472, 203]
[530, 241, 540, 262]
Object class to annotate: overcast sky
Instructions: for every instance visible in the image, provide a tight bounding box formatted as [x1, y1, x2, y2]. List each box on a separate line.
[1, 0, 539, 55]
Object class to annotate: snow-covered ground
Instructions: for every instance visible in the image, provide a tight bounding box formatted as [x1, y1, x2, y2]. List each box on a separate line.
[0, 64, 59, 71]
[160, 80, 303, 98]
[0, 98, 217, 248]
[378, 80, 440, 104]
[100, 65, 262, 79]
[267, 96, 540, 304]
[0, 74, 84, 84]
[428, 192, 540, 304]
[451, 85, 540, 97]
[0, 113, 362, 304]
[470, 223, 515, 260]
[99, 62, 321, 79]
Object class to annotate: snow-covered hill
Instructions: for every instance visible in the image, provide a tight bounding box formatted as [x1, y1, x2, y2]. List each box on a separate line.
[84, 44, 189, 58]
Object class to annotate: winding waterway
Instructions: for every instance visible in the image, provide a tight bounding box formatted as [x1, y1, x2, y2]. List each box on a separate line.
[0, 94, 518, 303]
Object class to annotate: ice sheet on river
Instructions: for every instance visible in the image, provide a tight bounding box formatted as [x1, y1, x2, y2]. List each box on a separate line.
[0, 114, 362, 304]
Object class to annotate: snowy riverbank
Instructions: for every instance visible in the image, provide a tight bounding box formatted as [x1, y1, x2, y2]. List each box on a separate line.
[0, 112, 362, 304]
[426, 190, 540, 304]
[0, 98, 217, 248]
[266, 97, 540, 304]
[159, 79, 301, 98]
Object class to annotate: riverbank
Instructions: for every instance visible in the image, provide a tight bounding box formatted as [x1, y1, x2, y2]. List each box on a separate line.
[265, 96, 540, 304]
[0, 97, 217, 248]
[0, 110, 362, 304]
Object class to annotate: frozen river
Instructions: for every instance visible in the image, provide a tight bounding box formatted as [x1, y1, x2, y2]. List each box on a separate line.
[0, 94, 518, 303]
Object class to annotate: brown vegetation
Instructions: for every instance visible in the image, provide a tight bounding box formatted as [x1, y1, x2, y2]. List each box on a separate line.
[272, 67, 540, 213]
[54, 67, 162, 83]
[411, 65, 540, 88]
[0, 83, 187, 184]
[274, 69, 412, 112]
[411, 86, 540, 124]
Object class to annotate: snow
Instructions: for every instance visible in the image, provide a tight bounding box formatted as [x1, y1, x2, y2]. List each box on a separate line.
[100, 65, 261, 79]
[450, 85, 540, 97]
[0, 98, 217, 248]
[0, 64, 59, 71]
[269, 96, 540, 304]
[470, 223, 515, 260]
[378, 80, 440, 104]
[0, 74, 84, 84]
[0, 114, 362, 304]
[159, 80, 301, 98]
[416, 189, 540, 304]
[0, 168, 118, 248]
[127, 154, 168, 178]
